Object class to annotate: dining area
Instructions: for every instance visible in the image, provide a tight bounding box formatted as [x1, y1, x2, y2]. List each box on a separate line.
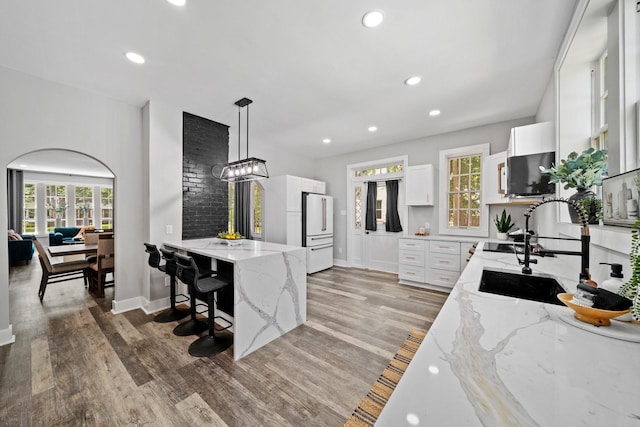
[33, 231, 114, 300]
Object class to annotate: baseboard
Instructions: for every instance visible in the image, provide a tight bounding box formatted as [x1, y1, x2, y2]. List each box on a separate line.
[0, 324, 16, 347]
[141, 297, 170, 315]
[333, 258, 348, 267]
[111, 296, 143, 315]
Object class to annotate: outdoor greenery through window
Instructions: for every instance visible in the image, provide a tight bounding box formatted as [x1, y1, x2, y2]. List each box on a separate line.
[46, 185, 67, 230]
[252, 182, 263, 236]
[100, 188, 113, 229]
[448, 154, 481, 227]
[354, 164, 403, 177]
[228, 183, 235, 233]
[23, 184, 36, 233]
[75, 186, 93, 226]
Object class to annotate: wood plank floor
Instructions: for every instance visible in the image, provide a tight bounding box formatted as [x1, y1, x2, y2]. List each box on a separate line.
[1, 262, 448, 426]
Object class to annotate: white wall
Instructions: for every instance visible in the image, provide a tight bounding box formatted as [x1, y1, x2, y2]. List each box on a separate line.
[0, 66, 145, 340]
[315, 117, 535, 262]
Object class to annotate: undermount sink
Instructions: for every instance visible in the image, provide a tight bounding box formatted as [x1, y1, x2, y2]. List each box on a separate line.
[478, 267, 567, 306]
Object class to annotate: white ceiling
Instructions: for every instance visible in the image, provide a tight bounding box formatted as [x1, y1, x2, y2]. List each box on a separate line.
[0, 0, 577, 161]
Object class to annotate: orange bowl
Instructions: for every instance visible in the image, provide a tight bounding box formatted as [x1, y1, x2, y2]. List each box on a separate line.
[557, 293, 631, 326]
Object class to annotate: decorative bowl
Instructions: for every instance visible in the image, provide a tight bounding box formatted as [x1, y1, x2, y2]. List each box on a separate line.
[557, 293, 631, 326]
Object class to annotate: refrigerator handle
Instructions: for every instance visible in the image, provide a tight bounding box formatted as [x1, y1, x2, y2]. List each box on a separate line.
[322, 198, 326, 231]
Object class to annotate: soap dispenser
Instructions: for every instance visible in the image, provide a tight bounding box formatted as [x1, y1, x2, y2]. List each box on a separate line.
[600, 263, 624, 293]
[600, 262, 633, 321]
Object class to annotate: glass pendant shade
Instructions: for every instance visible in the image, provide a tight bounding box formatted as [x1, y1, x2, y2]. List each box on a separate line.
[217, 97, 269, 183]
[219, 157, 268, 182]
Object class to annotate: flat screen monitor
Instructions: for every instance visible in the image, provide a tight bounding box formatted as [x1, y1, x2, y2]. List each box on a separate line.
[506, 151, 556, 196]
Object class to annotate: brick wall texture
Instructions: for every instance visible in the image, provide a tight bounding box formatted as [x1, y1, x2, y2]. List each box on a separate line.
[182, 112, 229, 239]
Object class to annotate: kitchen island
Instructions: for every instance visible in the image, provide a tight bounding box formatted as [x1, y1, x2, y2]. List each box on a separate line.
[377, 242, 639, 426]
[164, 238, 306, 360]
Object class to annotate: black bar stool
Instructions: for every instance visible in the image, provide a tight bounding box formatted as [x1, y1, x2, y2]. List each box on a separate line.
[173, 253, 233, 357]
[144, 243, 189, 323]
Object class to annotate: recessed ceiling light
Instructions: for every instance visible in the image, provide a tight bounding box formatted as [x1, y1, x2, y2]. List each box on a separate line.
[404, 76, 421, 86]
[429, 110, 441, 116]
[362, 10, 384, 28]
[322, 138, 331, 144]
[125, 52, 145, 64]
[368, 126, 378, 132]
[167, 0, 186, 5]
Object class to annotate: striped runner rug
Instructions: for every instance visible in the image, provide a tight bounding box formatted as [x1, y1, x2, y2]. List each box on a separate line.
[344, 330, 426, 427]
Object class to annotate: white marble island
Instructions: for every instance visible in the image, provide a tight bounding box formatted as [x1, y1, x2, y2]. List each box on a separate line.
[377, 242, 640, 426]
[164, 238, 306, 360]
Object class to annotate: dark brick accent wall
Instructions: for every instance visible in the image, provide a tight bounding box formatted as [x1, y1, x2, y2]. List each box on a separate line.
[182, 112, 229, 239]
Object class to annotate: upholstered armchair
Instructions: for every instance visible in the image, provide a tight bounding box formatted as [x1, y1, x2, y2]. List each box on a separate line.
[48, 227, 82, 246]
[8, 234, 35, 265]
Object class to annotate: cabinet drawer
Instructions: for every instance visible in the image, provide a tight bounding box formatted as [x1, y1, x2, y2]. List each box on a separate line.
[429, 240, 460, 255]
[428, 268, 460, 289]
[399, 265, 425, 282]
[399, 239, 425, 251]
[430, 252, 460, 272]
[399, 249, 424, 267]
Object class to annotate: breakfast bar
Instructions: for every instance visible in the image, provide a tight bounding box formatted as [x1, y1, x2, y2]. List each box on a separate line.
[164, 238, 307, 360]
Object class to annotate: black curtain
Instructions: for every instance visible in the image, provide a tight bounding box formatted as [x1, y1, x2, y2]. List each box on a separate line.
[235, 181, 252, 239]
[365, 181, 377, 231]
[7, 169, 24, 232]
[385, 180, 403, 232]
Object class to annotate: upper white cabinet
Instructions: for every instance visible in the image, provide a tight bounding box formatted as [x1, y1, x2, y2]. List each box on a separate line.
[405, 164, 434, 206]
[483, 151, 507, 205]
[507, 122, 554, 157]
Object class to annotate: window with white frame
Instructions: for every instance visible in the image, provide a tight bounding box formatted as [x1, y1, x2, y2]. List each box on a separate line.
[75, 186, 93, 226]
[592, 50, 608, 150]
[439, 143, 490, 237]
[251, 181, 263, 239]
[45, 185, 67, 230]
[23, 183, 36, 233]
[100, 187, 113, 229]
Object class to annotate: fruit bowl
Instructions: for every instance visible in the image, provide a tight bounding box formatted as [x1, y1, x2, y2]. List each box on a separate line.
[217, 231, 242, 240]
[557, 293, 631, 326]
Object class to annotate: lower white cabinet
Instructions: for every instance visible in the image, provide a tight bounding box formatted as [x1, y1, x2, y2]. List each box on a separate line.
[398, 237, 475, 290]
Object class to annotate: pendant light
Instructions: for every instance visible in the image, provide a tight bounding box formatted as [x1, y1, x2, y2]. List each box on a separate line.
[218, 97, 269, 182]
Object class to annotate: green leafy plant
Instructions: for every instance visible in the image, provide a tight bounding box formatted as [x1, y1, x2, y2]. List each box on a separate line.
[539, 147, 608, 190]
[618, 217, 640, 320]
[494, 209, 515, 233]
[577, 196, 602, 224]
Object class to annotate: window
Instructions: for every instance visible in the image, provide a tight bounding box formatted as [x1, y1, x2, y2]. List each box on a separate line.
[375, 184, 387, 224]
[354, 185, 362, 229]
[439, 144, 489, 237]
[354, 164, 403, 177]
[100, 187, 113, 229]
[251, 182, 263, 238]
[228, 183, 235, 232]
[75, 186, 93, 226]
[23, 183, 36, 233]
[592, 51, 608, 150]
[45, 185, 67, 231]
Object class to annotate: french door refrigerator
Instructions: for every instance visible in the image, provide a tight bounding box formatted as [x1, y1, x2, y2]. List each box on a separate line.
[302, 193, 334, 273]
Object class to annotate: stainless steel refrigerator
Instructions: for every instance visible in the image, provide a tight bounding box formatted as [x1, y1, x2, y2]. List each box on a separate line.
[302, 193, 334, 273]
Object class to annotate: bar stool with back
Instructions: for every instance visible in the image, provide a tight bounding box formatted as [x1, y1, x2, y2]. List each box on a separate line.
[144, 243, 189, 323]
[173, 253, 233, 357]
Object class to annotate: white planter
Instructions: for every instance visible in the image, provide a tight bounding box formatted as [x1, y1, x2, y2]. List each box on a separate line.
[496, 232, 508, 241]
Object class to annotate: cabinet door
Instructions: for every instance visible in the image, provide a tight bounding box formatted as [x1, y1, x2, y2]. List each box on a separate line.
[406, 164, 434, 206]
[483, 151, 507, 204]
[286, 176, 302, 211]
[286, 211, 302, 246]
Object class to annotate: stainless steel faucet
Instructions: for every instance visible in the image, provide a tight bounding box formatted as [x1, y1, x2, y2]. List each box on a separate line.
[521, 198, 591, 281]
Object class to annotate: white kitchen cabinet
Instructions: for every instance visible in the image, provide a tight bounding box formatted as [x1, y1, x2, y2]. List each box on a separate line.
[262, 175, 326, 246]
[507, 122, 554, 157]
[398, 237, 475, 291]
[405, 164, 434, 206]
[483, 151, 507, 205]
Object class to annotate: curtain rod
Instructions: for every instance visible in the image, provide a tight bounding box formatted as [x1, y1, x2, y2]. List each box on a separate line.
[363, 177, 403, 183]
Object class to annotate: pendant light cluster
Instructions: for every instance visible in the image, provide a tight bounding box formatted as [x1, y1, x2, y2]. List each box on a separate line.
[218, 97, 269, 182]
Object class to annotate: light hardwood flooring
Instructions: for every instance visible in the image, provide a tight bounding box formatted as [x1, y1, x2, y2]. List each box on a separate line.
[1, 261, 448, 426]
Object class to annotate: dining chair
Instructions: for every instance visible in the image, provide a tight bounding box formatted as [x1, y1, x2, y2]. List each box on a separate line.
[32, 236, 89, 301]
[88, 233, 114, 298]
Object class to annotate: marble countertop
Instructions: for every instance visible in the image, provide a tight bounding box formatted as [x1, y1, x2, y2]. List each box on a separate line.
[376, 242, 640, 426]
[400, 234, 481, 243]
[164, 238, 303, 263]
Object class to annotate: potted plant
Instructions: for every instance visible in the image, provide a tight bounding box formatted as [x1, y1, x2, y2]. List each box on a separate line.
[539, 147, 607, 224]
[494, 209, 515, 240]
[618, 217, 640, 320]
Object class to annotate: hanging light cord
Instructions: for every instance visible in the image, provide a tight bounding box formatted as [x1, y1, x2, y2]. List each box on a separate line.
[237, 105, 241, 160]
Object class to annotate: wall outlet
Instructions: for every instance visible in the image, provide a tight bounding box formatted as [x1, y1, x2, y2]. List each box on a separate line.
[164, 277, 170, 287]
[424, 222, 430, 231]
[338, 247, 343, 254]
[166, 225, 173, 234]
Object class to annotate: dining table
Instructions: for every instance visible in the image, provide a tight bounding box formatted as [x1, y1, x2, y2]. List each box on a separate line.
[48, 244, 98, 257]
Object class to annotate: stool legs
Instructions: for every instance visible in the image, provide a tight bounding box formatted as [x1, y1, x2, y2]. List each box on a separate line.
[153, 274, 189, 323]
[188, 290, 232, 357]
[173, 283, 207, 336]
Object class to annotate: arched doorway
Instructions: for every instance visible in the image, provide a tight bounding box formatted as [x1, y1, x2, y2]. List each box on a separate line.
[6, 149, 116, 300]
